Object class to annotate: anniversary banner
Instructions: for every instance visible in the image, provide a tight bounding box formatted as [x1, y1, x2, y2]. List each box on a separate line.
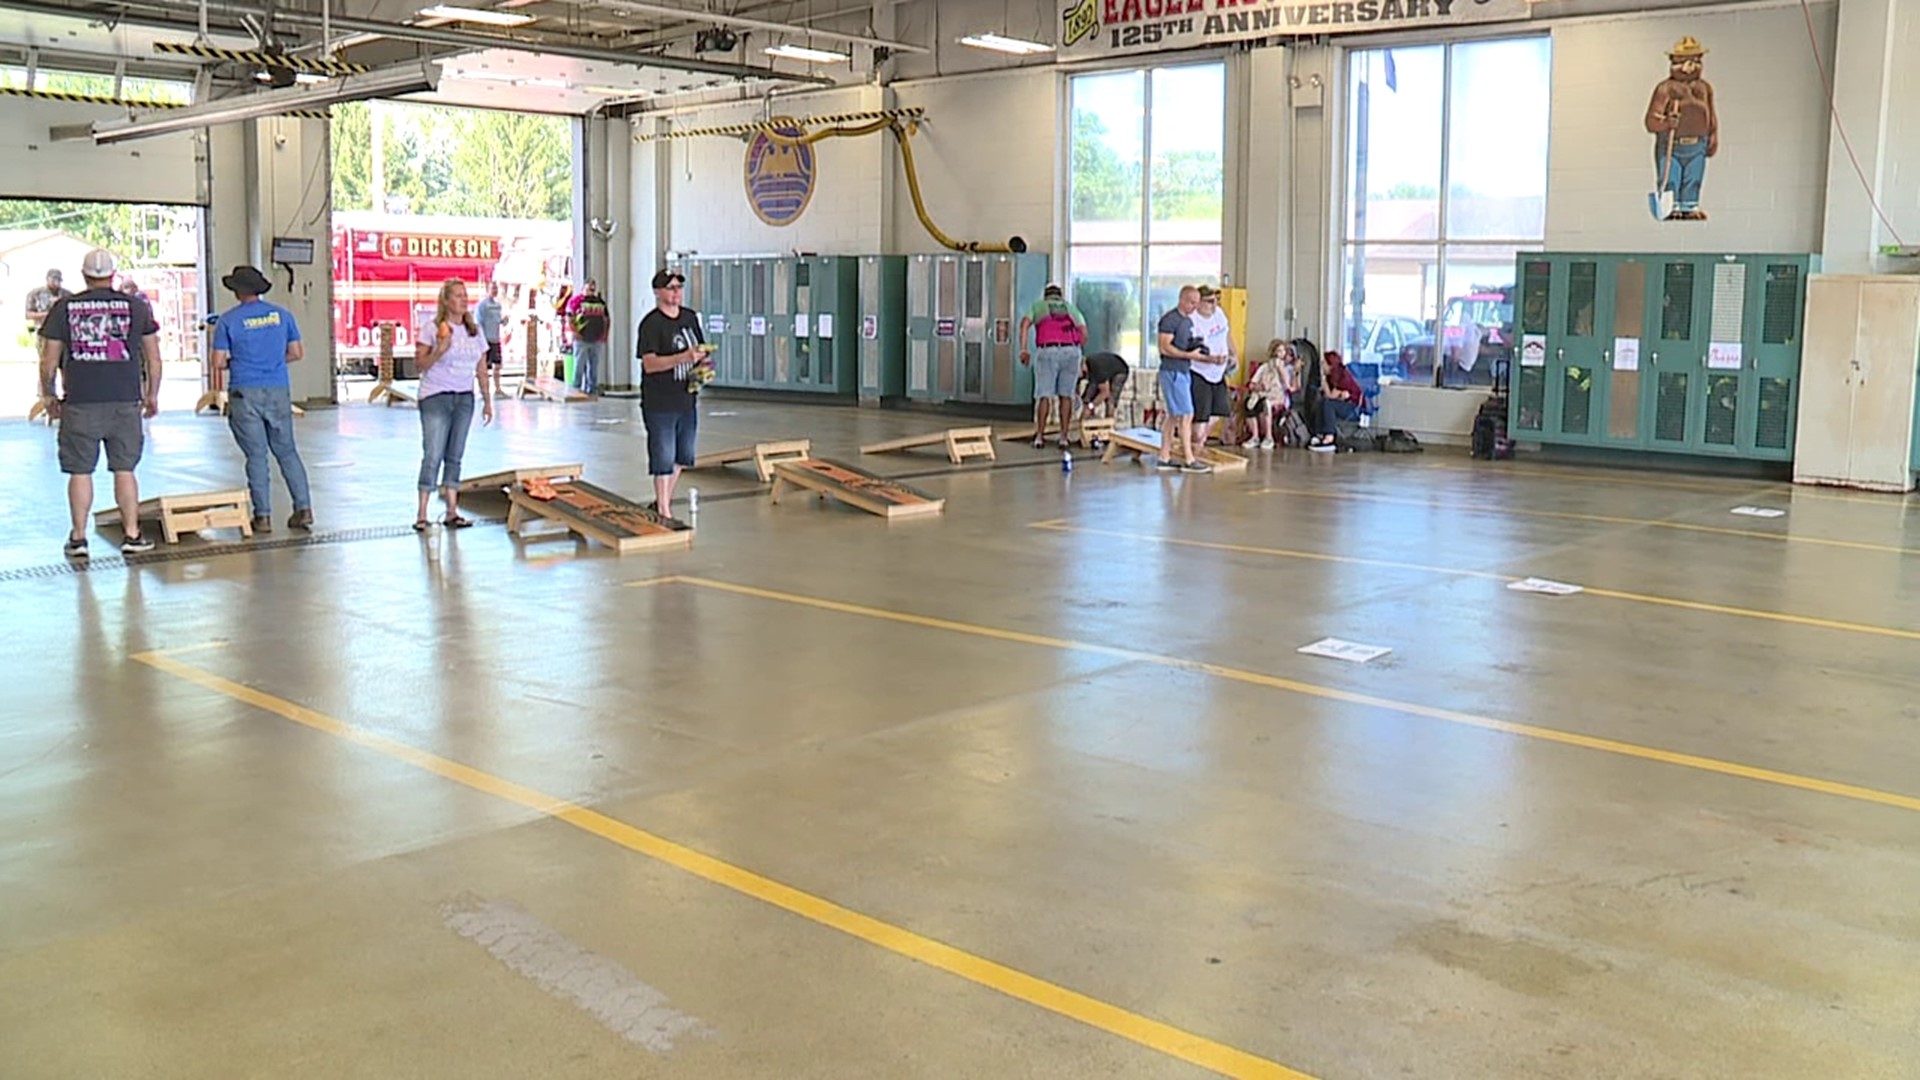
[1059, 0, 1534, 56]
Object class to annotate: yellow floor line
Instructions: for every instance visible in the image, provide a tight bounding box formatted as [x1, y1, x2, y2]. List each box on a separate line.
[1402, 458, 1917, 510]
[1029, 523, 1920, 642]
[655, 576, 1920, 817]
[1250, 486, 1920, 557]
[131, 647, 1309, 1080]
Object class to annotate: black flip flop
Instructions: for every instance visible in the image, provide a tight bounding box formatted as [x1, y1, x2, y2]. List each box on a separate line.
[412, 519, 430, 532]
[443, 514, 474, 529]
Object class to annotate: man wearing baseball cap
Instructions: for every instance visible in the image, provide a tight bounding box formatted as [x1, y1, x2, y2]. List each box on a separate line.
[37, 248, 163, 557]
[1019, 282, 1087, 449]
[635, 269, 706, 512]
[211, 264, 313, 533]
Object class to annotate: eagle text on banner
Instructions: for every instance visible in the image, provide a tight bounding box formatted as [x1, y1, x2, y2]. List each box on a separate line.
[1060, 0, 1534, 56]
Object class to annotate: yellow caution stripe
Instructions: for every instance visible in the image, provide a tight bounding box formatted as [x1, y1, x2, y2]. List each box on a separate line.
[635, 106, 924, 142]
[152, 40, 369, 76]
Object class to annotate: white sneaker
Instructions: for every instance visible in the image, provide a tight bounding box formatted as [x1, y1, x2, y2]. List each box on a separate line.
[1241, 437, 1259, 449]
[1261, 437, 1275, 449]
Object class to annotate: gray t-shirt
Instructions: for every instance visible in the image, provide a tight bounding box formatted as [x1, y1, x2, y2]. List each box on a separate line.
[476, 297, 503, 343]
[1157, 309, 1196, 373]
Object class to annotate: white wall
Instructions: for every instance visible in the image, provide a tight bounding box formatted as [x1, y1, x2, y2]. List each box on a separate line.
[662, 86, 884, 255]
[1545, 2, 1837, 253]
[0, 99, 206, 205]
[887, 69, 1057, 255]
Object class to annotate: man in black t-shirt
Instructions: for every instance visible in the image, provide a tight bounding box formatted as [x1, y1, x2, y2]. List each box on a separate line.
[1079, 351, 1130, 419]
[38, 248, 163, 558]
[635, 269, 706, 512]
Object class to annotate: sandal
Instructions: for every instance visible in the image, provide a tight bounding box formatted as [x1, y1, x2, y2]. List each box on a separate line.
[412, 519, 430, 532]
[1031, 435, 1046, 449]
[443, 514, 474, 529]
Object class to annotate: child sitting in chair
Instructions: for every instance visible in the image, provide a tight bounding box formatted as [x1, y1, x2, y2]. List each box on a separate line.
[1242, 339, 1300, 450]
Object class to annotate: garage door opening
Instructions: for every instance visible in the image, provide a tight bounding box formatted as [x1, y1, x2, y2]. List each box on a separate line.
[329, 99, 573, 397]
[0, 200, 206, 418]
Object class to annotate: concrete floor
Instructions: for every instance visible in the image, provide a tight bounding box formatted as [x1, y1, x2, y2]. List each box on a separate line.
[1, 394, 1918, 1079]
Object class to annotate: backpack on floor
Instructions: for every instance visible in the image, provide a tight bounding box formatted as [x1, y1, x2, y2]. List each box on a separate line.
[1472, 394, 1511, 460]
[1278, 410, 1310, 448]
[1375, 428, 1425, 453]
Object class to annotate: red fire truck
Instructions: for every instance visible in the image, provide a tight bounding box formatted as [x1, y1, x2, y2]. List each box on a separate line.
[331, 210, 572, 374]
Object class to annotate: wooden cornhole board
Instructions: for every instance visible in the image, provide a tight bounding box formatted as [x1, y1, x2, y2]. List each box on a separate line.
[519, 375, 590, 403]
[1100, 427, 1248, 473]
[95, 489, 254, 543]
[860, 426, 996, 465]
[693, 439, 812, 483]
[769, 458, 945, 520]
[456, 463, 583, 496]
[505, 479, 692, 553]
[195, 390, 307, 418]
[999, 417, 1114, 448]
[368, 380, 416, 407]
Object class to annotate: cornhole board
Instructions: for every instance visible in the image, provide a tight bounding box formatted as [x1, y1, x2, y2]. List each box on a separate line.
[194, 390, 308, 417]
[769, 458, 945, 520]
[505, 479, 692, 553]
[999, 417, 1115, 448]
[455, 463, 584, 496]
[519, 375, 590, 403]
[94, 489, 254, 544]
[694, 439, 811, 483]
[859, 427, 995, 465]
[369, 379, 416, 407]
[1100, 427, 1249, 473]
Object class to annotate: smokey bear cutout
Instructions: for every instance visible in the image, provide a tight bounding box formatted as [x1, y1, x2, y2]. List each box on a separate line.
[1644, 35, 1718, 222]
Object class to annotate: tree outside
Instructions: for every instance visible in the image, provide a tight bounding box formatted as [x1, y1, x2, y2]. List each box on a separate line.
[332, 100, 571, 221]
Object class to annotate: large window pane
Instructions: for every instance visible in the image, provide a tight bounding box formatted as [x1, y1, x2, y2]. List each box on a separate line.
[1069, 246, 1142, 360]
[1070, 71, 1145, 244]
[1149, 64, 1225, 243]
[1344, 243, 1438, 391]
[1433, 246, 1526, 387]
[1446, 38, 1551, 240]
[1145, 244, 1222, 369]
[1347, 46, 1443, 243]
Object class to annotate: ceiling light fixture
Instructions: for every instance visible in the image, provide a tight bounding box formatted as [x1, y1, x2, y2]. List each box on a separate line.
[89, 60, 441, 144]
[417, 5, 536, 27]
[957, 32, 1052, 55]
[764, 43, 848, 64]
[294, 72, 330, 84]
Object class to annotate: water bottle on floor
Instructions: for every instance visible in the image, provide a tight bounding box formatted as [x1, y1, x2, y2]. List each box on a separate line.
[1062, 450, 1073, 474]
[688, 487, 699, 515]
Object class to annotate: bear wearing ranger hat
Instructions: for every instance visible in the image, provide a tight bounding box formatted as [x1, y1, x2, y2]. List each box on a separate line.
[1644, 35, 1717, 221]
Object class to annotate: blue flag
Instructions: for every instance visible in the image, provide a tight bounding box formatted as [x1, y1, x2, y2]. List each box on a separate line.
[1383, 50, 1397, 92]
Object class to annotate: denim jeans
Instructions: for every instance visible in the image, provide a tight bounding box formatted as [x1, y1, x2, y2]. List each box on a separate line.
[418, 391, 475, 491]
[227, 384, 310, 516]
[574, 340, 606, 395]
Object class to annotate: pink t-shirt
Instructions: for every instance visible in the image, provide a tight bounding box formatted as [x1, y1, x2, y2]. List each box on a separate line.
[417, 316, 487, 398]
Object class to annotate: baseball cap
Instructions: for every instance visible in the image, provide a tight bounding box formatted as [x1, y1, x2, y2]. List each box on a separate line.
[1197, 284, 1220, 299]
[81, 249, 118, 279]
[1043, 282, 1063, 298]
[651, 269, 685, 289]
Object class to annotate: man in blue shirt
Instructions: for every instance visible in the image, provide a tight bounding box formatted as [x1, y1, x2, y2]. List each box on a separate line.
[211, 265, 313, 532]
[476, 281, 504, 399]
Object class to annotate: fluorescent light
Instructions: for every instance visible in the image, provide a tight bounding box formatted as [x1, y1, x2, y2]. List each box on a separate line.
[957, 32, 1052, 55]
[294, 72, 330, 85]
[764, 43, 848, 64]
[91, 60, 441, 144]
[417, 5, 535, 27]
[584, 85, 645, 96]
[452, 70, 567, 88]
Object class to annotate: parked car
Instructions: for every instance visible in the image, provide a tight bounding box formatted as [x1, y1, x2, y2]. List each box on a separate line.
[1401, 285, 1516, 387]
[1345, 314, 1426, 391]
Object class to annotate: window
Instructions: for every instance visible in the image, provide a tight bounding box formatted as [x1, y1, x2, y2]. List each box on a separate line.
[1341, 38, 1550, 390]
[0, 65, 192, 104]
[1067, 63, 1225, 369]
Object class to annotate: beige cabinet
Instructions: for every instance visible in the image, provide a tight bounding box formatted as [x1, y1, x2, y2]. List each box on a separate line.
[1793, 275, 1920, 492]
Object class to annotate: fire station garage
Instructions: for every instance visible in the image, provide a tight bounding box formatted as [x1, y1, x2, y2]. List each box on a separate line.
[2, 0, 1917, 1077]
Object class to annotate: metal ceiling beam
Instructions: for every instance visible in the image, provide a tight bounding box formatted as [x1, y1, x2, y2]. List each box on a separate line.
[611, 1, 873, 50]
[575, 0, 928, 53]
[32, 0, 834, 83]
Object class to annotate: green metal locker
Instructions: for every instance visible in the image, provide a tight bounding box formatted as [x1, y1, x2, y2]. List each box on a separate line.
[1512, 252, 1812, 462]
[903, 253, 1048, 406]
[857, 255, 906, 402]
[786, 256, 858, 395]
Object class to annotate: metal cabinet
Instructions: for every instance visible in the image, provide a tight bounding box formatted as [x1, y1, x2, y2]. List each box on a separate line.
[1513, 252, 1813, 461]
[857, 255, 906, 402]
[1793, 275, 1920, 491]
[904, 252, 1048, 406]
[669, 256, 858, 395]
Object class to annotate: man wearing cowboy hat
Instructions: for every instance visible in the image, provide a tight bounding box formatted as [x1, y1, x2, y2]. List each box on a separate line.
[1644, 35, 1718, 221]
[211, 264, 313, 532]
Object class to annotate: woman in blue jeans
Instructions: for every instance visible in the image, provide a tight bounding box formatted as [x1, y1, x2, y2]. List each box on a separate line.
[413, 278, 494, 530]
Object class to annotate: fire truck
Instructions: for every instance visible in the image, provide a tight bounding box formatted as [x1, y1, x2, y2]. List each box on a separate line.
[331, 210, 572, 375]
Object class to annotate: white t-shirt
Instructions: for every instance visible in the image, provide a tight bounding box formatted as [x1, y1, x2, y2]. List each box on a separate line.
[1188, 307, 1232, 383]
